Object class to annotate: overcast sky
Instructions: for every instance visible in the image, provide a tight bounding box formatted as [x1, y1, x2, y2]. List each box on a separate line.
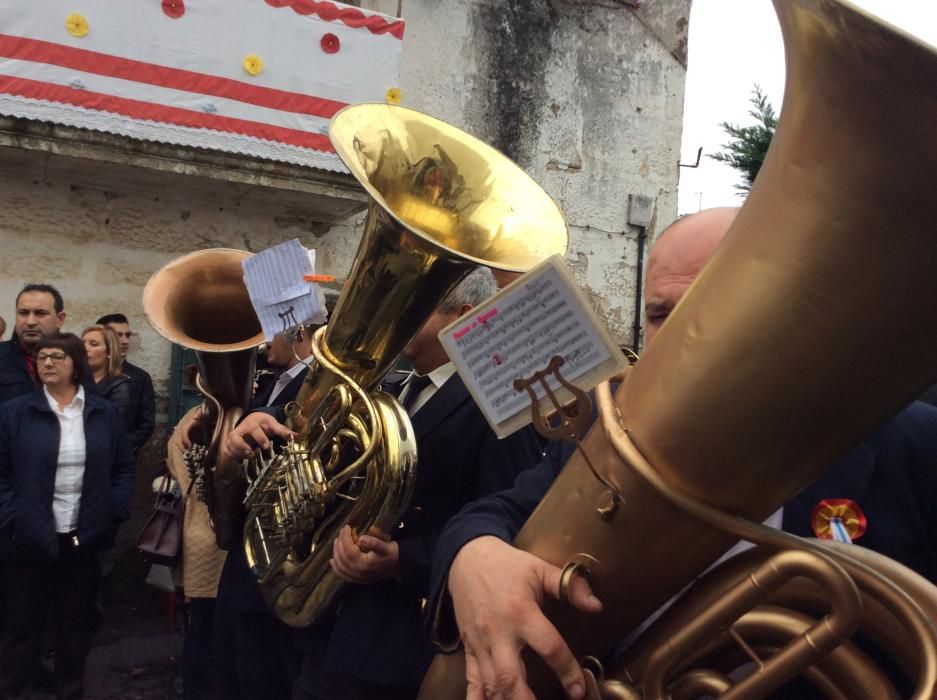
[677, 0, 937, 214]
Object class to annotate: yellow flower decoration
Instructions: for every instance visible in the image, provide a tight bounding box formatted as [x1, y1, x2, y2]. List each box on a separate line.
[243, 54, 264, 76]
[385, 87, 401, 105]
[66, 13, 89, 37]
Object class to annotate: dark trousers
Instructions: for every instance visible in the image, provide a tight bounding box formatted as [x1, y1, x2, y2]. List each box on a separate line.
[0, 540, 100, 700]
[213, 605, 297, 700]
[182, 598, 215, 700]
[291, 628, 416, 700]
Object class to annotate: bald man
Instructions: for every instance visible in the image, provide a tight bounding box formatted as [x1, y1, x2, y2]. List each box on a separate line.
[425, 208, 937, 699]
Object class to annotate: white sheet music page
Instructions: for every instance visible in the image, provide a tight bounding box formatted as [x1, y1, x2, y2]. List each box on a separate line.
[440, 255, 627, 437]
[242, 238, 328, 341]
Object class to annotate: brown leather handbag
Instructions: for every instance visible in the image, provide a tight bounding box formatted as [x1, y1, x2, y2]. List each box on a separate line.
[136, 474, 193, 566]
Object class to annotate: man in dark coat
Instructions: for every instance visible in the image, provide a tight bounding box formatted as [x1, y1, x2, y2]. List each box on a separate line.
[225, 268, 546, 699]
[97, 314, 155, 457]
[211, 328, 313, 700]
[0, 284, 66, 405]
[428, 209, 937, 699]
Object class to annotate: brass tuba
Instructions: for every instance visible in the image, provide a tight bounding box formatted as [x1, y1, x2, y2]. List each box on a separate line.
[242, 103, 569, 627]
[420, 0, 937, 696]
[144, 248, 263, 548]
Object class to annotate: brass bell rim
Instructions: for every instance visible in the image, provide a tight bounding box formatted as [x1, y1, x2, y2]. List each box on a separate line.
[143, 247, 265, 353]
[329, 102, 568, 274]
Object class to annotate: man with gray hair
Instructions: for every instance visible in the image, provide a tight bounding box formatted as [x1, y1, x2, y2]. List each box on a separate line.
[226, 267, 546, 699]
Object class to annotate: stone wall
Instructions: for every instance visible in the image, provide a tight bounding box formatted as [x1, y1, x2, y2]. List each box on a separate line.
[366, 0, 691, 345]
[0, 153, 365, 418]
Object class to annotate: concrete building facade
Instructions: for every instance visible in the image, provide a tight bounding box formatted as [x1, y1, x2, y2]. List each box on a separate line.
[0, 0, 691, 418]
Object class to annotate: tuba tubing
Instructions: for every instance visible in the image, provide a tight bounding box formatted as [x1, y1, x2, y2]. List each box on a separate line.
[420, 0, 937, 695]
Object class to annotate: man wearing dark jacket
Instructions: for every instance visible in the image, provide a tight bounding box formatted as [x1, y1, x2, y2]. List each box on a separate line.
[0, 284, 66, 406]
[225, 268, 547, 699]
[428, 209, 937, 699]
[211, 327, 313, 700]
[97, 314, 155, 456]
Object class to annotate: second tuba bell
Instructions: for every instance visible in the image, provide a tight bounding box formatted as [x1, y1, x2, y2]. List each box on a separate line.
[143, 248, 263, 548]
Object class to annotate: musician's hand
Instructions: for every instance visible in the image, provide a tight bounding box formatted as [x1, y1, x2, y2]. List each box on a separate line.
[174, 406, 206, 451]
[330, 525, 400, 584]
[224, 411, 295, 460]
[449, 536, 602, 700]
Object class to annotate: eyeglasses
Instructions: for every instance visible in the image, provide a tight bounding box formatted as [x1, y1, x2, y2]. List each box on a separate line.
[36, 352, 68, 364]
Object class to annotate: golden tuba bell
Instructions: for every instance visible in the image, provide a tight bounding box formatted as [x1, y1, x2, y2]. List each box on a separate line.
[242, 103, 569, 627]
[143, 248, 263, 548]
[420, 0, 937, 696]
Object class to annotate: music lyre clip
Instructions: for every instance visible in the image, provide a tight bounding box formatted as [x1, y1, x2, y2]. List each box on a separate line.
[277, 305, 299, 335]
[514, 356, 621, 518]
[514, 355, 591, 443]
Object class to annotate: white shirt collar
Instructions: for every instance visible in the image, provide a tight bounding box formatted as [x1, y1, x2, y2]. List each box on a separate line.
[408, 361, 455, 389]
[280, 360, 308, 382]
[44, 384, 85, 413]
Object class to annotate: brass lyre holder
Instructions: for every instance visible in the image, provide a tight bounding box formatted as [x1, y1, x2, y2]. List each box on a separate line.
[513, 356, 622, 519]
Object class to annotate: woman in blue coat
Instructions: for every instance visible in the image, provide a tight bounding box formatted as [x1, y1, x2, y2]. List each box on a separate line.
[0, 332, 135, 700]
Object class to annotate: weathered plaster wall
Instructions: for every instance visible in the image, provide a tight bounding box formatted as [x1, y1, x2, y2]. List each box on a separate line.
[0, 171, 363, 417]
[0, 0, 689, 418]
[366, 0, 691, 345]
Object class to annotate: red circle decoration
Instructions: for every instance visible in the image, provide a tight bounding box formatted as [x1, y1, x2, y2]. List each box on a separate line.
[320, 33, 340, 54]
[162, 0, 185, 18]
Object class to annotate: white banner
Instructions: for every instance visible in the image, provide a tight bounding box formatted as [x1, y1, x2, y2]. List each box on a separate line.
[0, 0, 405, 170]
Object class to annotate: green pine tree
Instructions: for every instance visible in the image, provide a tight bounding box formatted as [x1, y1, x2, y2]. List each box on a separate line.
[709, 84, 778, 194]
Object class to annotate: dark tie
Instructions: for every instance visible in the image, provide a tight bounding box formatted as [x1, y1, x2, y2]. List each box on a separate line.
[401, 373, 432, 414]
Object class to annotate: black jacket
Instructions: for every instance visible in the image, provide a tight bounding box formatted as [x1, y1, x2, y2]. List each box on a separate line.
[95, 374, 133, 434]
[0, 338, 38, 406]
[428, 401, 937, 644]
[0, 390, 136, 561]
[217, 367, 310, 611]
[122, 361, 156, 456]
[305, 373, 546, 689]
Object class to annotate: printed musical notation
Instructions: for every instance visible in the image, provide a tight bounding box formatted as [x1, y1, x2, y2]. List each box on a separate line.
[441, 256, 624, 435]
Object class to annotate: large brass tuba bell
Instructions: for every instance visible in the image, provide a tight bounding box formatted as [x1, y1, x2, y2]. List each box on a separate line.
[143, 248, 263, 548]
[243, 103, 568, 627]
[420, 0, 937, 696]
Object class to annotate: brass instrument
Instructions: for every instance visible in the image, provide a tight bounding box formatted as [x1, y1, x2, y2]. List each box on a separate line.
[143, 248, 263, 548]
[243, 103, 569, 627]
[420, 0, 937, 696]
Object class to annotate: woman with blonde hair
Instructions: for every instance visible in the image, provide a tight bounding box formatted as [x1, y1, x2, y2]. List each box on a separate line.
[81, 325, 132, 430]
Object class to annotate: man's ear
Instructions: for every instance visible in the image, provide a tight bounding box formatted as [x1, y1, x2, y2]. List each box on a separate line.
[458, 303, 473, 317]
[56, 311, 66, 328]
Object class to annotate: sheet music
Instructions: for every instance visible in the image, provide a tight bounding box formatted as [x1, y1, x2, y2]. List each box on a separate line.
[242, 238, 328, 341]
[441, 256, 624, 435]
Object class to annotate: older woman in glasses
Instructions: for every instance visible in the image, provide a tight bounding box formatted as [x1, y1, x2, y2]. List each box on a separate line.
[0, 332, 134, 699]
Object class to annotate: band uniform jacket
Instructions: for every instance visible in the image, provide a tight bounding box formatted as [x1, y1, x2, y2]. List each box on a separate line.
[218, 366, 309, 612]
[428, 400, 937, 649]
[306, 372, 546, 689]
